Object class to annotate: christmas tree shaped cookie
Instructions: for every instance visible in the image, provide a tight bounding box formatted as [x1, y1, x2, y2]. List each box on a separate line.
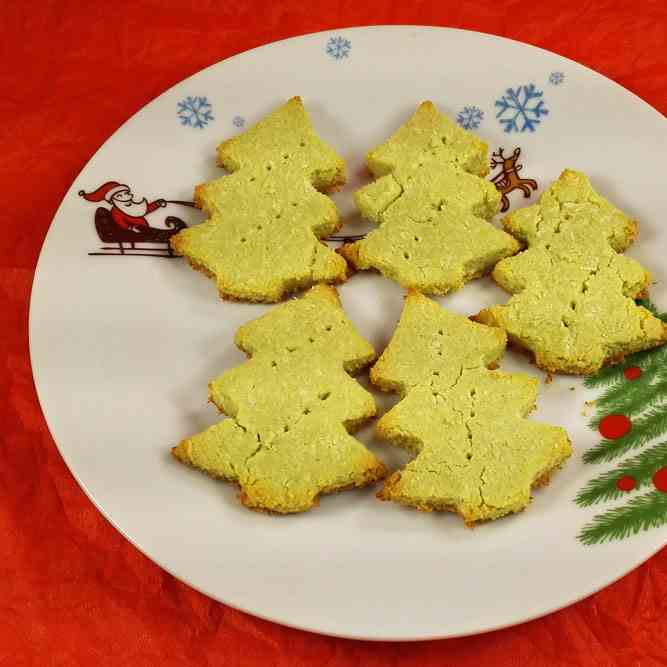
[341, 102, 520, 294]
[477, 170, 667, 374]
[171, 97, 349, 302]
[371, 292, 571, 524]
[172, 285, 387, 513]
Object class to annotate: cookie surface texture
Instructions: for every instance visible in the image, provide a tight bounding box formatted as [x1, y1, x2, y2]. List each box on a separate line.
[171, 97, 348, 302]
[341, 101, 519, 294]
[372, 292, 571, 524]
[172, 285, 386, 513]
[477, 169, 667, 374]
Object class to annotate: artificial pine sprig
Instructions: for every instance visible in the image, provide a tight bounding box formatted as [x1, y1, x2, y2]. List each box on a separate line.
[587, 349, 667, 429]
[578, 490, 667, 545]
[583, 406, 667, 464]
[576, 299, 667, 544]
[576, 441, 667, 506]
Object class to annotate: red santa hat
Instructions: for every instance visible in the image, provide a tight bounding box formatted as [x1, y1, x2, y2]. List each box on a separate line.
[78, 181, 129, 203]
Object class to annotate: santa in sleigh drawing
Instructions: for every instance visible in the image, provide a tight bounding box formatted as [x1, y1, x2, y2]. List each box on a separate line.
[79, 181, 193, 257]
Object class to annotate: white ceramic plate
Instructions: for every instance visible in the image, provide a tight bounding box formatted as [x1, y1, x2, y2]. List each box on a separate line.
[30, 26, 667, 640]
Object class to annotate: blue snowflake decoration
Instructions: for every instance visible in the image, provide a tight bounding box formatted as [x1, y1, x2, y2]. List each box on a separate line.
[326, 36, 351, 60]
[495, 84, 549, 133]
[233, 115, 245, 128]
[549, 71, 565, 85]
[177, 96, 214, 129]
[456, 106, 484, 130]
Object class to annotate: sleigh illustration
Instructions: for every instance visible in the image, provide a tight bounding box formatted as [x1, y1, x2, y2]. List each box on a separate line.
[89, 207, 187, 257]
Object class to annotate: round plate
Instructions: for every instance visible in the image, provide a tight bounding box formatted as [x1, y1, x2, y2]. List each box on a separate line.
[30, 26, 667, 640]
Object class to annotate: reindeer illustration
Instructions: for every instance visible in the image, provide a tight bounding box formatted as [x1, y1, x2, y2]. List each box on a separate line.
[489, 147, 538, 212]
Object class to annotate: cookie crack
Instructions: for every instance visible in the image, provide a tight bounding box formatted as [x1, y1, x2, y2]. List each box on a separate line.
[428, 365, 465, 394]
[374, 175, 405, 225]
[244, 432, 265, 466]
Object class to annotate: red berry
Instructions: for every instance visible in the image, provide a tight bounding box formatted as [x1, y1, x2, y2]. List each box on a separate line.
[616, 475, 636, 492]
[653, 467, 667, 493]
[599, 414, 632, 440]
[624, 366, 642, 380]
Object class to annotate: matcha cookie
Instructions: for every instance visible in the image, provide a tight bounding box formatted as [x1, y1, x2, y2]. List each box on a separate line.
[341, 102, 519, 294]
[172, 285, 387, 513]
[372, 292, 571, 525]
[477, 170, 667, 374]
[171, 97, 349, 302]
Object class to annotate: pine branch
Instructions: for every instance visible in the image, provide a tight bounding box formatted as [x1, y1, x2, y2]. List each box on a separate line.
[588, 372, 667, 429]
[577, 299, 667, 544]
[583, 407, 667, 464]
[584, 346, 665, 390]
[578, 490, 667, 545]
[584, 364, 625, 389]
[575, 441, 667, 506]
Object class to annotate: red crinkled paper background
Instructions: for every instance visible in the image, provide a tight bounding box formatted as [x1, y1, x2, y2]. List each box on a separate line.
[2, 1, 666, 664]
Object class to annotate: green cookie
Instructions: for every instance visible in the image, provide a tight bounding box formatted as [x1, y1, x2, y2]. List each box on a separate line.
[478, 169, 667, 374]
[172, 285, 386, 513]
[372, 292, 571, 525]
[172, 97, 349, 302]
[342, 102, 519, 294]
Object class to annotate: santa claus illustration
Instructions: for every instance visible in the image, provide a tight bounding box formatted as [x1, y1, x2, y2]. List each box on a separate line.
[78, 181, 167, 231]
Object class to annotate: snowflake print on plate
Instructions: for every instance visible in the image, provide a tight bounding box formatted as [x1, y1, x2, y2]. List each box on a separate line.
[177, 96, 214, 129]
[549, 71, 565, 85]
[495, 84, 549, 133]
[232, 115, 245, 128]
[456, 106, 484, 130]
[326, 36, 351, 60]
